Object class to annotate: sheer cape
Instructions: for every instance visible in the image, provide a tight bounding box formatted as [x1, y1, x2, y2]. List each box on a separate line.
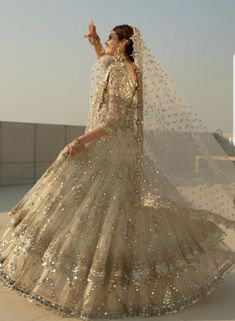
[87, 26, 235, 239]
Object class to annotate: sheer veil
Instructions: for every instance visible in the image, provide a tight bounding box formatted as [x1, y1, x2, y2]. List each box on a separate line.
[86, 25, 235, 238]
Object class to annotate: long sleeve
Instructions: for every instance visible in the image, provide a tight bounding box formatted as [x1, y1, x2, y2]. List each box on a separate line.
[100, 66, 128, 134]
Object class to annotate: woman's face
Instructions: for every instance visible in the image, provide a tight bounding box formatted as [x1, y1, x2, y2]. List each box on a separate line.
[104, 30, 120, 55]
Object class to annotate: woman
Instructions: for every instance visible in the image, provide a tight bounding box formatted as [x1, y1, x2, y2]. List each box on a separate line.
[0, 23, 234, 319]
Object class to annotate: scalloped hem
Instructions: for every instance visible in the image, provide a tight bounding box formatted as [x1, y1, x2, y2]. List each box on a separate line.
[0, 260, 234, 320]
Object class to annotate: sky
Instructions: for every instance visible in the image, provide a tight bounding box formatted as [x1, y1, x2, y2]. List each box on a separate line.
[0, 0, 234, 132]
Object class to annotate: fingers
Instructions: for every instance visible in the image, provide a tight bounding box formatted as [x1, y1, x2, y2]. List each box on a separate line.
[89, 20, 96, 31]
[84, 20, 96, 40]
[68, 147, 73, 157]
[62, 145, 71, 158]
[63, 142, 83, 158]
[67, 147, 75, 158]
[91, 20, 96, 30]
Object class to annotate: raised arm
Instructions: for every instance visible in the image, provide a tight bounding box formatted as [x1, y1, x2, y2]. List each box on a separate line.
[84, 20, 105, 58]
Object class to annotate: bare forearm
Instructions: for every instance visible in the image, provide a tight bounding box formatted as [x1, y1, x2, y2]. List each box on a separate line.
[85, 22, 105, 58]
[93, 39, 105, 57]
[78, 126, 108, 145]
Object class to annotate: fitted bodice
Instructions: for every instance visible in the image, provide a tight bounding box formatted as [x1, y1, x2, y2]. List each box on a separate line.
[88, 60, 139, 135]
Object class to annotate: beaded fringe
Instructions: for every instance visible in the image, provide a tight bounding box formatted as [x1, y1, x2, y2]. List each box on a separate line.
[0, 261, 234, 320]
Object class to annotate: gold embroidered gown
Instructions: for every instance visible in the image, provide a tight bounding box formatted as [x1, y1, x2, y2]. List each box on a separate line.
[0, 58, 234, 319]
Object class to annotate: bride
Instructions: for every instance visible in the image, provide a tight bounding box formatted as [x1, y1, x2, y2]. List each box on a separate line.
[0, 22, 235, 319]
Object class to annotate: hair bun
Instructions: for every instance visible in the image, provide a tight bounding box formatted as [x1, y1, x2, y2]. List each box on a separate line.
[113, 24, 135, 62]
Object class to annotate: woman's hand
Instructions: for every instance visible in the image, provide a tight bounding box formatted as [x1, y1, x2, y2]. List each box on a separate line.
[84, 20, 99, 44]
[84, 20, 105, 57]
[62, 140, 84, 158]
[61, 126, 106, 159]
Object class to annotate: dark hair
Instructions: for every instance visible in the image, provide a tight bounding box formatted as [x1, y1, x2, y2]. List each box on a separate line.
[113, 24, 134, 63]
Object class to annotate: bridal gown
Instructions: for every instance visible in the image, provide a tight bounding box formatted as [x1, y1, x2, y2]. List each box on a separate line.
[0, 59, 235, 319]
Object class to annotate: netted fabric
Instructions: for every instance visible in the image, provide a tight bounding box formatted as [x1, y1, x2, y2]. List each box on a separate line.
[0, 25, 234, 320]
[128, 26, 235, 232]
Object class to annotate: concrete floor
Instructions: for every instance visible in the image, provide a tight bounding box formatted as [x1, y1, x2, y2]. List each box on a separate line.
[0, 185, 234, 321]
